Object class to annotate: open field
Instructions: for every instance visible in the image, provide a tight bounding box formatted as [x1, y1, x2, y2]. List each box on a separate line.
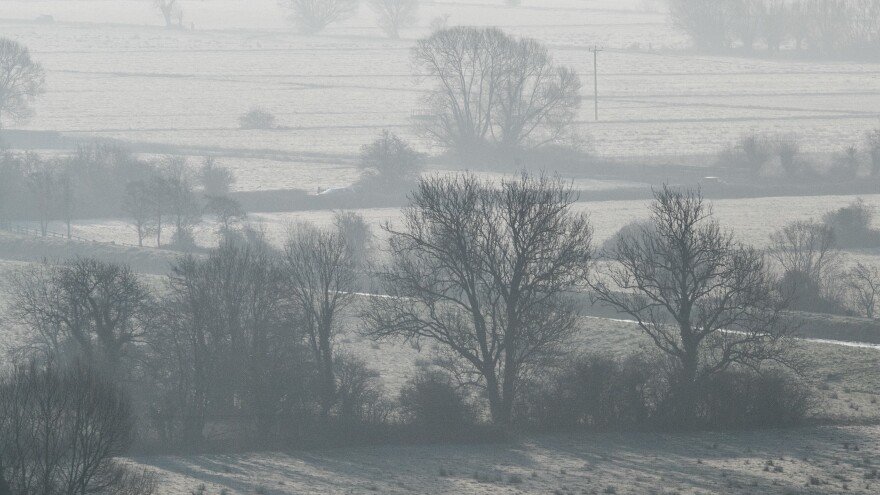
[129, 425, 880, 494]
[12, 192, 880, 251]
[1, 0, 879, 196]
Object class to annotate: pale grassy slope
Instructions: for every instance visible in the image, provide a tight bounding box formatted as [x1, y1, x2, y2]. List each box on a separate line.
[132, 425, 880, 494]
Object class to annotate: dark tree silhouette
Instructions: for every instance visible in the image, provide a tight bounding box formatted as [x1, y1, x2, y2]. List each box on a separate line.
[363, 173, 593, 426]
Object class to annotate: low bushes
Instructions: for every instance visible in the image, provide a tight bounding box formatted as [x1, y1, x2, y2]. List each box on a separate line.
[518, 354, 813, 431]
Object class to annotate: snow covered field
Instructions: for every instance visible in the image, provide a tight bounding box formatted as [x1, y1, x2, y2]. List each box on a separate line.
[0, 0, 877, 179]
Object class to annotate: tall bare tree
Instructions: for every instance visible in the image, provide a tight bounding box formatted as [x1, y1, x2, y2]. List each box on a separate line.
[152, 0, 183, 28]
[413, 27, 581, 155]
[9, 259, 153, 374]
[279, 0, 359, 34]
[769, 220, 838, 286]
[123, 180, 154, 247]
[0, 38, 45, 129]
[368, 0, 419, 39]
[363, 173, 593, 426]
[284, 223, 358, 415]
[591, 186, 792, 423]
[0, 363, 154, 495]
[845, 262, 880, 319]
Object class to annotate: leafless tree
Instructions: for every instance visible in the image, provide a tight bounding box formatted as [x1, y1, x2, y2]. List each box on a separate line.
[160, 157, 201, 249]
[413, 27, 581, 155]
[0, 38, 45, 128]
[198, 157, 235, 197]
[24, 154, 56, 236]
[152, 0, 183, 28]
[9, 258, 154, 374]
[284, 223, 358, 416]
[279, 0, 359, 34]
[205, 195, 246, 243]
[362, 173, 593, 426]
[769, 220, 838, 285]
[667, 0, 738, 50]
[866, 127, 880, 177]
[0, 362, 154, 495]
[844, 262, 880, 319]
[591, 186, 793, 423]
[368, 0, 419, 39]
[334, 211, 374, 270]
[359, 130, 423, 188]
[157, 240, 294, 444]
[123, 180, 154, 247]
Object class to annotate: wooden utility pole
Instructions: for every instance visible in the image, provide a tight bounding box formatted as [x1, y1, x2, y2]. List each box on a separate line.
[590, 46, 603, 121]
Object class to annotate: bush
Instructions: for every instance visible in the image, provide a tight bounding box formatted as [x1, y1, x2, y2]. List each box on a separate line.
[778, 269, 848, 315]
[600, 218, 654, 254]
[398, 371, 476, 440]
[698, 370, 814, 429]
[517, 354, 813, 431]
[358, 130, 422, 190]
[238, 107, 276, 129]
[518, 354, 662, 430]
[334, 354, 391, 426]
[822, 199, 880, 248]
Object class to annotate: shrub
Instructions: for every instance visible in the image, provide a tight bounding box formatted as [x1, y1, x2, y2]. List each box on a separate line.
[518, 354, 662, 430]
[334, 354, 391, 426]
[358, 130, 422, 190]
[238, 107, 276, 129]
[823, 199, 880, 248]
[600, 218, 654, 254]
[398, 370, 476, 440]
[697, 370, 814, 429]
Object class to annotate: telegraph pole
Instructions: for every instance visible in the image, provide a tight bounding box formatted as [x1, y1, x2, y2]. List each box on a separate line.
[590, 46, 603, 121]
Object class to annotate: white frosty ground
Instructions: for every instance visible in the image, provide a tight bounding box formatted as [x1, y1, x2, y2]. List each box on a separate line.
[130, 425, 880, 494]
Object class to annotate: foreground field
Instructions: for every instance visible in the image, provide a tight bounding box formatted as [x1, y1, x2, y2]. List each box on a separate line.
[131, 425, 880, 494]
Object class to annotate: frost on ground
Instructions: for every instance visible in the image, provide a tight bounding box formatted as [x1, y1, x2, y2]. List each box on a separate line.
[130, 425, 880, 494]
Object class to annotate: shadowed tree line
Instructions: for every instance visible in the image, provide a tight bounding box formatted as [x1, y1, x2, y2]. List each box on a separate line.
[1, 175, 811, 495]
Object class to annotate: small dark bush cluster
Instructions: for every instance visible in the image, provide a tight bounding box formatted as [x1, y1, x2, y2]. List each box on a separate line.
[518, 354, 813, 431]
[822, 199, 880, 249]
[238, 107, 276, 129]
[398, 371, 478, 441]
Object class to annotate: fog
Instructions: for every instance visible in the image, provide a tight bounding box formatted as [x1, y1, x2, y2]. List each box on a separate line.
[1, 1, 879, 494]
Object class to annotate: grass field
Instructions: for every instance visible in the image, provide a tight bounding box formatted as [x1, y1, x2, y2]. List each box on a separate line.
[1, 0, 878, 193]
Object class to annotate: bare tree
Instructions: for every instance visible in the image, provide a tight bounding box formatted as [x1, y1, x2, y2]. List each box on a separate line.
[157, 241, 294, 444]
[359, 130, 423, 188]
[362, 173, 593, 426]
[160, 157, 201, 248]
[24, 154, 56, 236]
[279, 0, 359, 34]
[769, 220, 838, 285]
[866, 127, 880, 177]
[0, 38, 45, 129]
[198, 157, 235, 197]
[205, 195, 246, 243]
[413, 27, 581, 155]
[591, 186, 792, 423]
[667, 0, 738, 50]
[9, 258, 154, 374]
[0, 362, 154, 495]
[123, 180, 154, 247]
[845, 262, 880, 319]
[368, 0, 419, 39]
[284, 223, 358, 416]
[334, 210, 374, 270]
[152, 0, 183, 28]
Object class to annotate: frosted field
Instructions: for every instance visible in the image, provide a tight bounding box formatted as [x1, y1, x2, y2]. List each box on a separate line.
[20, 193, 880, 252]
[0, 0, 878, 193]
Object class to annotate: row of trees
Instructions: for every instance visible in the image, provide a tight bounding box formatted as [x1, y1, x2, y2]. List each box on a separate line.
[4, 174, 802, 440]
[770, 199, 880, 317]
[0, 146, 243, 249]
[717, 127, 880, 179]
[150, 0, 420, 38]
[668, 0, 880, 57]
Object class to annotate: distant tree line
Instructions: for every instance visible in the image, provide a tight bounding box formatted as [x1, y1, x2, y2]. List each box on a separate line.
[1, 176, 813, 493]
[668, 0, 880, 58]
[0, 145, 243, 249]
[716, 125, 880, 180]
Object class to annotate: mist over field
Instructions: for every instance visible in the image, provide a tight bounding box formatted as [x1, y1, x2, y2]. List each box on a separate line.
[1, 1, 880, 494]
